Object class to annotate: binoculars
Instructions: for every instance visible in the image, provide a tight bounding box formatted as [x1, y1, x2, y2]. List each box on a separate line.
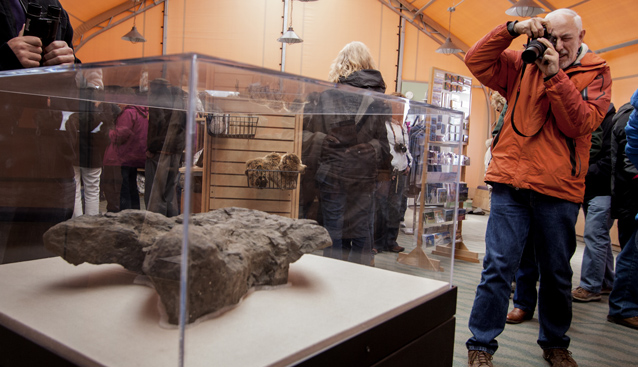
[24, 2, 61, 47]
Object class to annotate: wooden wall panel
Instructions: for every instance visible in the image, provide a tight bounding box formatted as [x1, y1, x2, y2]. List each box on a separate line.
[202, 113, 302, 219]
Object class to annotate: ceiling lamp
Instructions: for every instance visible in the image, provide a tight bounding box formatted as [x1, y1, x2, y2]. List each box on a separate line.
[278, 0, 303, 44]
[505, 0, 545, 18]
[122, 1, 146, 43]
[122, 26, 146, 43]
[278, 27, 303, 44]
[436, 6, 462, 54]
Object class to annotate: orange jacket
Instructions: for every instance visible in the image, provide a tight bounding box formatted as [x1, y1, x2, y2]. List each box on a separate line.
[465, 23, 612, 203]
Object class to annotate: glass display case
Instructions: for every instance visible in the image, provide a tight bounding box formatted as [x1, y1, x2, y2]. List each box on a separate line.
[0, 54, 461, 366]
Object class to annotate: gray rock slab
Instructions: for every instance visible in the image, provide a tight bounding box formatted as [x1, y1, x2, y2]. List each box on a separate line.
[43, 207, 331, 324]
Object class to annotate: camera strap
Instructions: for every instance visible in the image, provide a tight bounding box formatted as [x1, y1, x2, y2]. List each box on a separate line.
[509, 63, 551, 138]
[16, 0, 26, 12]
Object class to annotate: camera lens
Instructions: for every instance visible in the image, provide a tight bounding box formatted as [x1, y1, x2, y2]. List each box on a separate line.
[522, 40, 547, 64]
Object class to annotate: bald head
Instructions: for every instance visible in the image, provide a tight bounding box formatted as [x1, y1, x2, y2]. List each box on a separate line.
[545, 8, 585, 69]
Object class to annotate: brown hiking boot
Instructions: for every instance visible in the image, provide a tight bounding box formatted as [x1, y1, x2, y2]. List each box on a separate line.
[571, 286, 601, 302]
[468, 350, 493, 367]
[607, 315, 638, 330]
[543, 348, 578, 367]
[506, 307, 533, 324]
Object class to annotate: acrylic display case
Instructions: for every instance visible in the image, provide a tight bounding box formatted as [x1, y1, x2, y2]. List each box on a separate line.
[0, 54, 462, 366]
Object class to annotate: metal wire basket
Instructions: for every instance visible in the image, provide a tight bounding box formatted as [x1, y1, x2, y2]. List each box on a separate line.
[245, 169, 301, 190]
[206, 113, 258, 138]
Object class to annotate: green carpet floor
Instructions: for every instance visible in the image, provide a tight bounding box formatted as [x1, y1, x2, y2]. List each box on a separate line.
[370, 214, 638, 367]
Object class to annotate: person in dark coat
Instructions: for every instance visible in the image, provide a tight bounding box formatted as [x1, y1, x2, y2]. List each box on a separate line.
[611, 102, 638, 248]
[303, 41, 391, 265]
[571, 104, 617, 302]
[0, 0, 78, 263]
[144, 78, 186, 217]
[608, 88, 638, 330]
[102, 90, 149, 213]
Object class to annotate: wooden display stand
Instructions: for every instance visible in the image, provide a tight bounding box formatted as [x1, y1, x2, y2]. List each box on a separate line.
[408, 68, 479, 267]
[398, 122, 444, 272]
[200, 102, 303, 219]
[427, 68, 479, 264]
[431, 221, 479, 263]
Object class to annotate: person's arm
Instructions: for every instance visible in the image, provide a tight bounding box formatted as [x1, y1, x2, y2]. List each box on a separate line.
[545, 66, 612, 138]
[624, 89, 638, 168]
[109, 108, 135, 146]
[364, 106, 392, 167]
[404, 124, 413, 169]
[464, 23, 522, 96]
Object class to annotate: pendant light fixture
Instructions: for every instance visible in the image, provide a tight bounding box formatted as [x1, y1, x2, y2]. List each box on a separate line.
[278, 27, 303, 44]
[122, 1, 146, 43]
[278, 0, 303, 44]
[436, 5, 462, 54]
[505, 0, 545, 18]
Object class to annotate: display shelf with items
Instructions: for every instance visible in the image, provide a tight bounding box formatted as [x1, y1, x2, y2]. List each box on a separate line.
[398, 108, 467, 272]
[424, 67, 479, 264]
[0, 53, 459, 366]
[200, 96, 303, 218]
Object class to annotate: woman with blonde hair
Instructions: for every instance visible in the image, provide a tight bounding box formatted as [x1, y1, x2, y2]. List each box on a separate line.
[328, 41, 377, 83]
[303, 41, 391, 265]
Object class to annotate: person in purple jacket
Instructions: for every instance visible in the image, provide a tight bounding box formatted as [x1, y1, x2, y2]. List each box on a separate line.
[102, 88, 149, 212]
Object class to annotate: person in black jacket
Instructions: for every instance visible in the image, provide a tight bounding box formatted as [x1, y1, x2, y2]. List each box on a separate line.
[611, 102, 638, 248]
[571, 104, 617, 302]
[303, 41, 391, 265]
[1, 0, 75, 70]
[144, 78, 186, 217]
[0, 0, 78, 263]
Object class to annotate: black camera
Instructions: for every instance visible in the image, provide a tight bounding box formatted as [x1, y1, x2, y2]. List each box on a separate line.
[394, 143, 407, 154]
[522, 27, 557, 64]
[24, 2, 61, 48]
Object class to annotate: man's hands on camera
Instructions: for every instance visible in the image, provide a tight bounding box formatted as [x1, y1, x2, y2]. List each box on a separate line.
[533, 38, 559, 78]
[513, 17, 552, 39]
[513, 18, 559, 78]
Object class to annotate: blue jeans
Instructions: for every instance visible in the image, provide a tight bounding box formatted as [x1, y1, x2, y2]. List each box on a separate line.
[318, 175, 374, 265]
[608, 225, 638, 319]
[513, 238, 539, 314]
[580, 195, 615, 292]
[467, 183, 579, 354]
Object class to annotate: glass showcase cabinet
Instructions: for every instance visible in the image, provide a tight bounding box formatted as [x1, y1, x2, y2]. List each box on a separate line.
[0, 54, 463, 367]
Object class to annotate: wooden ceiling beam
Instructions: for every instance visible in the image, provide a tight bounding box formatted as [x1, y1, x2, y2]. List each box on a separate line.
[72, 1, 138, 45]
[381, 0, 470, 52]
